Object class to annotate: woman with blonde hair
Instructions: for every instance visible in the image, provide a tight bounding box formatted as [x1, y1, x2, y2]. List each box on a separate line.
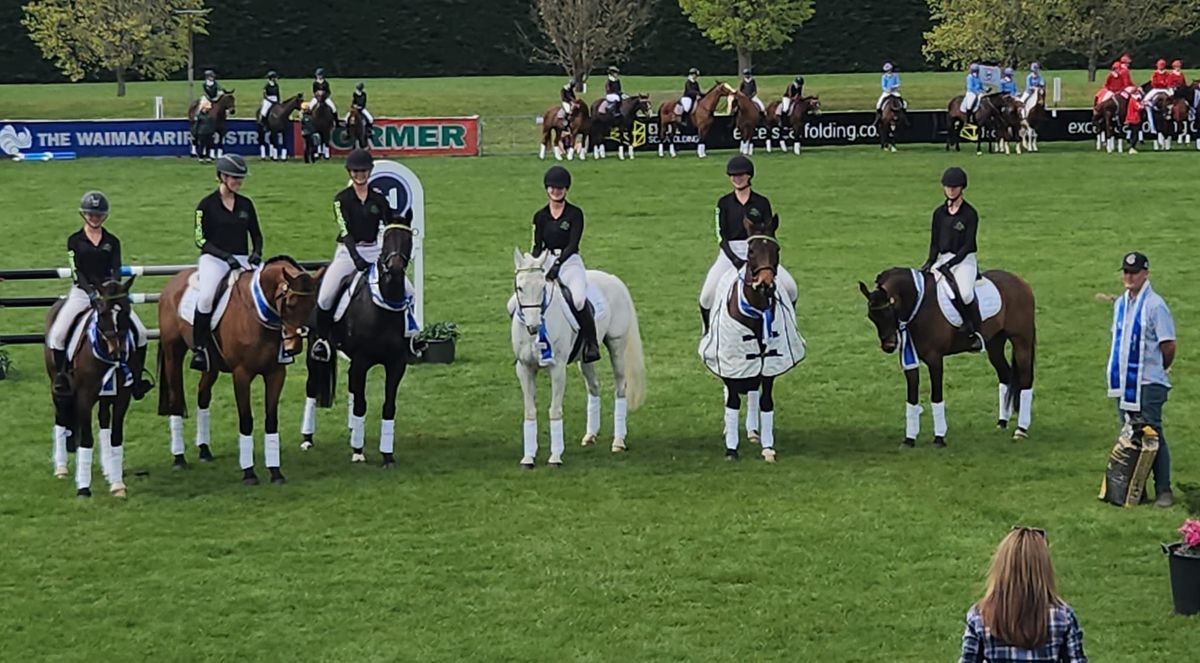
[959, 527, 1087, 662]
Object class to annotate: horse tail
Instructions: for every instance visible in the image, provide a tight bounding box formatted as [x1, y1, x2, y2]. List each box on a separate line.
[621, 291, 646, 412]
[156, 341, 169, 416]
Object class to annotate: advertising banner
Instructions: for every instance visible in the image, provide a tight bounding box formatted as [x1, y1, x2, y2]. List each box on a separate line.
[0, 118, 289, 158]
[303, 116, 481, 157]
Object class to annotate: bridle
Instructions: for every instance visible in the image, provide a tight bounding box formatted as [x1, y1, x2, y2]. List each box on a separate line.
[513, 265, 548, 334]
[379, 223, 413, 274]
[744, 234, 780, 283]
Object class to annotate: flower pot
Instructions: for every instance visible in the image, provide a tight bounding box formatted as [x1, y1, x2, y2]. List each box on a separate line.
[1162, 542, 1200, 615]
[420, 339, 455, 364]
[0, 365, 7, 380]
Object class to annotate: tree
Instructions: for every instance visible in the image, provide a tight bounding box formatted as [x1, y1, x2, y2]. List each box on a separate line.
[22, 0, 208, 97]
[922, 0, 1055, 70]
[678, 0, 815, 72]
[519, 0, 654, 86]
[1053, 0, 1200, 81]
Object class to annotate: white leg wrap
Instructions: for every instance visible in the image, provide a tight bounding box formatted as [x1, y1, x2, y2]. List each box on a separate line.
[905, 403, 922, 440]
[108, 444, 124, 488]
[99, 429, 113, 481]
[614, 397, 628, 440]
[264, 433, 280, 468]
[1018, 389, 1034, 430]
[76, 447, 93, 490]
[998, 384, 1012, 422]
[169, 415, 184, 456]
[550, 419, 565, 457]
[745, 390, 761, 433]
[724, 407, 739, 450]
[932, 402, 948, 437]
[349, 414, 365, 450]
[346, 393, 355, 430]
[539, 144, 546, 160]
[586, 394, 601, 436]
[195, 408, 211, 447]
[238, 434, 254, 470]
[380, 419, 395, 454]
[53, 424, 68, 469]
[301, 397, 317, 436]
[760, 411, 775, 449]
[259, 144, 267, 159]
[523, 419, 538, 459]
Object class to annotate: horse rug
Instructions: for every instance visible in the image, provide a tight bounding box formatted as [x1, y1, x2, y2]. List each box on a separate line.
[178, 269, 244, 329]
[932, 270, 1002, 327]
[698, 268, 805, 380]
[334, 265, 420, 337]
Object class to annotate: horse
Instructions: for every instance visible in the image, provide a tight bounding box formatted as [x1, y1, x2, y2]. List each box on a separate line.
[1020, 89, 1047, 152]
[1092, 94, 1126, 153]
[878, 95, 906, 153]
[993, 95, 1024, 154]
[509, 249, 646, 467]
[302, 222, 419, 466]
[588, 94, 650, 160]
[346, 106, 371, 150]
[656, 97, 685, 158]
[687, 82, 732, 158]
[42, 278, 139, 497]
[258, 93, 303, 161]
[698, 213, 805, 462]
[766, 95, 822, 155]
[1142, 93, 1175, 150]
[188, 92, 235, 159]
[310, 91, 336, 160]
[729, 89, 763, 155]
[156, 257, 323, 484]
[858, 267, 1037, 447]
[947, 94, 1011, 154]
[1168, 85, 1194, 147]
[540, 99, 587, 161]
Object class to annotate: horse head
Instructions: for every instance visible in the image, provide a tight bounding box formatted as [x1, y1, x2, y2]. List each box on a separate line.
[264, 258, 322, 356]
[743, 214, 780, 303]
[91, 277, 135, 358]
[512, 248, 549, 335]
[220, 90, 236, 116]
[858, 269, 909, 353]
[378, 211, 415, 301]
[806, 95, 823, 116]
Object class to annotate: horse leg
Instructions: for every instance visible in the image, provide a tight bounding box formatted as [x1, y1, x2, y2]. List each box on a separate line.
[301, 373, 318, 451]
[263, 368, 286, 483]
[516, 362, 538, 468]
[108, 394, 129, 497]
[52, 415, 69, 479]
[379, 358, 407, 468]
[1011, 336, 1035, 439]
[606, 336, 628, 452]
[745, 387, 761, 443]
[98, 399, 112, 485]
[348, 359, 368, 463]
[194, 369, 219, 461]
[547, 363, 567, 466]
[233, 368, 258, 485]
[579, 360, 601, 447]
[986, 336, 1013, 429]
[759, 377, 776, 462]
[161, 337, 189, 470]
[902, 368, 921, 448]
[723, 381, 741, 460]
[669, 141, 676, 158]
[928, 356, 947, 448]
[73, 394, 96, 497]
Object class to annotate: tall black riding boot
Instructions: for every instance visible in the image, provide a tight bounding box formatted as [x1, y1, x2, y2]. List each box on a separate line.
[131, 344, 154, 400]
[311, 307, 334, 362]
[700, 305, 711, 336]
[576, 304, 602, 364]
[965, 298, 985, 352]
[52, 348, 72, 396]
[191, 311, 212, 372]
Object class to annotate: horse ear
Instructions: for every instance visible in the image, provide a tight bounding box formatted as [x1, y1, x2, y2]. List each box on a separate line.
[121, 276, 136, 293]
[858, 281, 872, 299]
[283, 271, 300, 288]
[402, 208, 413, 223]
[742, 216, 754, 234]
[513, 248, 523, 269]
[770, 213, 780, 232]
[312, 266, 327, 282]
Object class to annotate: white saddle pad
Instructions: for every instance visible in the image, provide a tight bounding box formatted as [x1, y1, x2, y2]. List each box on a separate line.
[934, 273, 1001, 328]
[334, 272, 363, 322]
[506, 283, 607, 332]
[698, 269, 806, 379]
[179, 269, 242, 328]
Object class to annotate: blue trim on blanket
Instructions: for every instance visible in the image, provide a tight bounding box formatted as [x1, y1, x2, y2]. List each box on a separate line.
[735, 271, 776, 343]
[899, 269, 926, 371]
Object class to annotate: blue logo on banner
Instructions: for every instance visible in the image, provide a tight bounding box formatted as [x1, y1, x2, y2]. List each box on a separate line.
[369, 174, 412, 215]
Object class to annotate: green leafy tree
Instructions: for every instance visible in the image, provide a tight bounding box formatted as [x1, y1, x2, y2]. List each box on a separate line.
[923, 0, 1054, 70]
[678, 0, 816, 72]
[1053, 0, 1200, 81]
[22, 0, 208, 96]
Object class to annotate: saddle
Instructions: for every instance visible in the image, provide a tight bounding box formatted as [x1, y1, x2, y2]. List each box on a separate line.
[930, 270, 1001, 328]
[333, 266, 420, 337]
[179, 268, 243, 329]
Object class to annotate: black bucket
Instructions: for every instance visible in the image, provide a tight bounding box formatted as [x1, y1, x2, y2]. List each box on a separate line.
[1162, 543, 1200, 616]
[421, 340, 455, 365]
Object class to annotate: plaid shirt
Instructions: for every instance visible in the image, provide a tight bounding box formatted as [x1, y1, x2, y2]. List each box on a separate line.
[959, 603, 1087, 662]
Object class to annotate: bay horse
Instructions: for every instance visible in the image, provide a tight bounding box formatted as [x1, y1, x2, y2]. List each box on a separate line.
[858, 267, 1037, 448]
[588, 94, 650, 160]
[766, 95, 822, 155]
[948, 94, 1005, 154]
[730, 89, 763, 155]
[993, 95, 1024, 154]
[346, 106, 371, 150]
[258, 93, 303, 161]
[540, 99, 587, 161]
[157, 257, 323, 484]
[656, 96, 685, 158]
[188, 92, 235, 159]
[510, 250, 646, 467]
[310, 90, 336, 160]
[688, 82, 732, 158]
[878, 95, 907, 152]
[1168, 86, 1194, 147]
[42, 278, 139, 497]
[302, 222, 419, 466]
[1092, 95, 1126, 153]
[1020, 88, 1047, 152]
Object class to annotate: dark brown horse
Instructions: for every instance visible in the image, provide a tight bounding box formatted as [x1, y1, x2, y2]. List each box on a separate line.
[42, 278, 139, 497]
[588, 94, 650, 160]
[766, 95, 822, 155]
[858, 267, 1037, 447]
[188, 92, 236, 158]
[947, 94, 1005, 154]
[541, 99, 587, 160]
[257, 93, 303, 160]
[1020, 88, 1047, 152]
[157, 257, 323, 484]
[878, 95, 907, 152]
[1169, 87, 1194, 147]
[310, 90, 336, 160]
[346, 106, 371, 150]
[730, 89, 763, 155]
[1092, 95, 1126, 152]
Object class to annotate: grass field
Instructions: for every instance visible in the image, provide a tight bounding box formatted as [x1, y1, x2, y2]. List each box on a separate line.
[1, 115, 1199, 658]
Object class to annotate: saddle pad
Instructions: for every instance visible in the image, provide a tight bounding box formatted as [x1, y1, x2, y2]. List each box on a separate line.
[698, 269, 806, 380]
[180, 269, 242, 328]
[506, 283, 607, 332]
[934, 273, 1001, 328]
[334, 272, 363, 322]
[64, 310, 92, 362]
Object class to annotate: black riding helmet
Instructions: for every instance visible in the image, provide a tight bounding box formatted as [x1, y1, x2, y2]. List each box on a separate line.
[267, 70, 277, 79]
[795, 75, 804, 84]
[315, 67, 325, 77]
[79, 191, 110, 216]
[204, 69, 215, 78]
[743, 68, 753, 76]
[345, 148, 373, 172]
[544, 165, 571, 189]
[941, 166, 968, 188]
[608, 66, 620, 75]
[689, 67, 700, 76]
[216, 154, 249, 178]
[726, 155, 754, 177]
[356, 81, 364, 91]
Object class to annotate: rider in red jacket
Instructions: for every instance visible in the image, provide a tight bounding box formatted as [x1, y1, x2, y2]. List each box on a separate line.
[1168, 60, 1188, 88]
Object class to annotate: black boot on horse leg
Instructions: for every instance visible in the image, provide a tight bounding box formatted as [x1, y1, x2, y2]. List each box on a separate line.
[311, 307, 334, 363]
[52, 348, 72, 397]
[131, 345, 154, 400]
[576, 302, 602, 364]
[190, 311, 212, 372]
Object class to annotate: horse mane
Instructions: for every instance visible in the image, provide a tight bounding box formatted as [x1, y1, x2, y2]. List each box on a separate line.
[874, 266, 910, 286]
[265, 255, 302, 271]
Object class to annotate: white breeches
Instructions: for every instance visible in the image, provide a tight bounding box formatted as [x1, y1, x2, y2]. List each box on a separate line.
[876, 92, 900, 110]
[48, 286, 147, 350]
[680, 96, 695, 113]
[933, 252, 977, 305]
[544, 253, 586, 310]
[698, 241, 798, 309]
[319, 243, 379, 310]
[310, 97, 337, 113]
[196, 253, 249, 314]
[780, 97, 792, 115]
[358, 108, 374, 123]
[560, 101, 572, 117]
[259, 98, 277, 118]
[605, 93, 620, 104]
[961, 92, 980, 114]
[751, 96, 765, 112]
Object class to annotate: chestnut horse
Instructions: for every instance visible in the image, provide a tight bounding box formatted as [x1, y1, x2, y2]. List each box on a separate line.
[765, 95, 822, 155]
[540, 99, 588, 161]
[729, 89, 763, 155]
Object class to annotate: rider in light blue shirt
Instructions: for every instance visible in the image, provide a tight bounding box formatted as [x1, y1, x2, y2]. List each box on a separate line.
[999, 68, 1018, 96]
[1018, 62, 1046, 117]
[875, 61, 904, 122]
[960, 63, 986, 123]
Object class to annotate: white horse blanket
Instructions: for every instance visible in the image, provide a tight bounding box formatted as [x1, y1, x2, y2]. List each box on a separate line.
[698, 268, 806, 379]
[933, 271, 1002, 327]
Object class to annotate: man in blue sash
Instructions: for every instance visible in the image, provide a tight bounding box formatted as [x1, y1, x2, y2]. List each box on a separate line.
[1107, 251, 1177, 507]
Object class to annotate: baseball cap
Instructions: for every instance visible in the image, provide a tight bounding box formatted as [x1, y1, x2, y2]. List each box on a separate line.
[1121, 251, 1149, 272]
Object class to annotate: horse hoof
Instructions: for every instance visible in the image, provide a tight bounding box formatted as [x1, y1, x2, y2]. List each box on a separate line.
[351, 450, 366, 464]
[381, 453, 396, 468]
[611, 438, 626, 453]
[1013, 428, 1029, 440]
[54, 465, 69, 479]
[269, 469, 286, 485]
[110, 483, 127, 498]
[996, 420, 1008, 430]
[198, 444, 214, 462]
[519, 456, 535, 470]
[171, 455, 189, 471]
[300, 440, 313, 451]
[76, 487, 92, 498]
[932, 436, 947, 448]
[761, 448, 777, 463]
[724, 448, 739, 461]
[900, 438, 916, 449]
[581, 433, 597, 447]
[748, 430, 761, 443]
[548, 454, 563, 467]
[242, 472, 260, 486]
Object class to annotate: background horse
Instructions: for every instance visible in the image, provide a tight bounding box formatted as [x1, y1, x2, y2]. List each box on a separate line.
[540, 99, 586, 161]
[656, 97, 684, 158]
[878, 95, 906, 152]
[1020, 89, 1047, 152]
[188, 92, 235, 159]
[947, 94, 1008, 154]
[346, 106, 371, 150]
[858, 267, 1037, 447]
[766, 95, 822, 155]
[303, 223, 418, 466]
[1092, 95, 1126, 153]
[42, 279, 138, 497]
[258, 93, 303, 161]
[687, 82, 731, 158]
[730, 89, 763, 155]
[588, 95, 650, 160]
[1169, 86, 1194, 147]
[157, 257, 322, 484]
[993, 95, 1024, 154]
[510, 250, 646, 467]
[310, 91, 336, 160]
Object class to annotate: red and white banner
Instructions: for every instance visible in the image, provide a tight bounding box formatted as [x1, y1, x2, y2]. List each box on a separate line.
[295, 116, 480, 157]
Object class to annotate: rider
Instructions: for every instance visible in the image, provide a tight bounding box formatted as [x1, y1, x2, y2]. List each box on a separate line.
[1145, 59, 1174, 135]
[1018, 62, 1045, 118]
[920, 167, 983, 352]
[604, 66, 623, 118]
[350, 82, 373, 133]
[739, 69, 765, 112]
[259, 70, 280, 121]
[311, 149, 410, 363]
[532, 166, 600, 363]
[780, 75, 804, 118]
[202, 69, 222, 103]
[48, 192, 152, 398]
[698, 156, 798, 333]
[999, 67, 1018, 98]
[960, 63, 986, 125]
[190, 154, 263, 372]
[1168, 59, 1188, 88]
[560, 78, 578, 129]
[680, 68, 701, 122]
[310, 67, 336, 116]
[875, 61, 903, 124]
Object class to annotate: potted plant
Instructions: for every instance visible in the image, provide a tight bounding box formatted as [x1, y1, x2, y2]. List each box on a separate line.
[0, 345, 11, 380]
[1163, 518, 1200, 615]
[417, 321, 458, 364]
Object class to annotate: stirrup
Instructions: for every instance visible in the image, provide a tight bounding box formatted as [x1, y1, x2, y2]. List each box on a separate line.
[310, 338, 332, 362]
[189, 348, 210, 372]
